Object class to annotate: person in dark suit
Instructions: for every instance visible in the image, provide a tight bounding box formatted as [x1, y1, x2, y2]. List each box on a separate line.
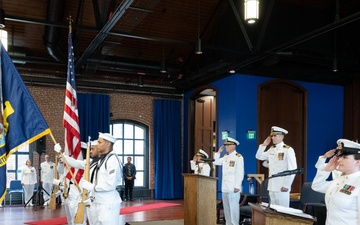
[123, 156, 136, 201]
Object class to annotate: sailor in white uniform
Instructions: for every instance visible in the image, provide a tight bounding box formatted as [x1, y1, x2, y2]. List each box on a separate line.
[255, 126, 297, 207]
[213, 137, 244, 225]
[190, 149, 211, 176]
[41, 154, 55, 206]
[312, 139, 360, 225]
[79, 133, 122, 225]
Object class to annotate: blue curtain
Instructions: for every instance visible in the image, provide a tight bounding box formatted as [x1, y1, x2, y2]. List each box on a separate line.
[78, 94, 110, 142]
[154, 99, 183, 199]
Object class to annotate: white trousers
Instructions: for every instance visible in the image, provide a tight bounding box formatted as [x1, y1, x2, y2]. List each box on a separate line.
[222, 192, 240, 225]
[87, 202, 121, 225]
[23, 184, 35, 204]
[42, 182, 53, 202]
[64, 195, 86, 225]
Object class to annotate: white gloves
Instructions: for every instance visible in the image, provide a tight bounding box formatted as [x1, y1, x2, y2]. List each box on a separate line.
[54, 143, 62, 153]
[55, 190, 62, 198]
[80, 180, 94, 192]
[83, 198, 92, 207]
[53, 179, 62, 186]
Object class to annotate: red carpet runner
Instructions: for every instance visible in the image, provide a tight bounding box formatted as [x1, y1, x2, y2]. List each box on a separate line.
[24, 202, 181, 225]
[120, 202, 180, 214]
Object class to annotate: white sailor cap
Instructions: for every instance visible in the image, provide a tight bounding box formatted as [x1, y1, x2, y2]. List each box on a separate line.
[98, 132, 117, 143]
[196, 149, 209, 159]
[224, 137, 239, 146]
[336, 139, 360, 156]
[91, 140, 98, 146]
[270, 126, 288, 136]
[81, 142, 87, 149]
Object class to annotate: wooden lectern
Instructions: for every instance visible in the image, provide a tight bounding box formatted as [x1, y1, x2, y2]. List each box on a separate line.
[249, 202, 316, 225]
[182, 174, 217, 225]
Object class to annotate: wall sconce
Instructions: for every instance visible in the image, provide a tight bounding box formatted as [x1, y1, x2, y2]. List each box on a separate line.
[244, 0, 259, 24]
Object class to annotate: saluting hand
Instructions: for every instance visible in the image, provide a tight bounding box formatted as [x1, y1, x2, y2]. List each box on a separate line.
[217, 145, 225, 153]
[322, 149, 336, 158]
[262, 136, 272, 146]
[324, 156, 339, 172]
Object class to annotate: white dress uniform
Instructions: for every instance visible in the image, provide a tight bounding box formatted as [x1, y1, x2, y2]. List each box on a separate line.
[312, 138, 360, 225]
[214, 150, 244, 225]
[63, 155, 97, 225]
[41, 161, 55, 203]
[89, 152, 122, 225]
[255, 141, 297, 207]
[190, 161, 211, 176]
[21, 165, 37, 205]
[312, 170, 360, 225]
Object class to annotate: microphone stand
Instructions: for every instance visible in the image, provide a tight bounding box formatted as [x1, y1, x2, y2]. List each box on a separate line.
[25, 152, 50, 211]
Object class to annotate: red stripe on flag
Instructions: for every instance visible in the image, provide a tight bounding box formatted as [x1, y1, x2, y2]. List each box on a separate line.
[63, 30, 83, 183]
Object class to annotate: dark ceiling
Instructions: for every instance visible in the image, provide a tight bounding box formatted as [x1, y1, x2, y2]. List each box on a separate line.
[3, 0, 360, 96]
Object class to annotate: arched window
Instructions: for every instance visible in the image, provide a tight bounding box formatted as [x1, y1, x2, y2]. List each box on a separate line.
[110, 120, 148, 188]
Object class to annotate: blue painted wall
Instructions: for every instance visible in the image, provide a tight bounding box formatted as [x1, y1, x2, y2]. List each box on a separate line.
[184, 74, 343, 194]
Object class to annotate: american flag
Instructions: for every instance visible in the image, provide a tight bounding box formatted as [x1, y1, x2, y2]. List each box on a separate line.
[63, 29, 83, 183]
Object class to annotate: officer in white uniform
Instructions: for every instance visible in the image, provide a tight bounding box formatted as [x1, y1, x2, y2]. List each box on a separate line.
[255, 126, 297, 207]
[21, 159, 37, 206]
[190, 149, 211, 176]
[312, 139, 360, 225]
[213, 137, 244, 225]
[80, 133, 122, 225]
[41, 154, 55, 205]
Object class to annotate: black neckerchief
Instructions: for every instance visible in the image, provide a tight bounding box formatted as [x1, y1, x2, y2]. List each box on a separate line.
[90, 150, 113, 183]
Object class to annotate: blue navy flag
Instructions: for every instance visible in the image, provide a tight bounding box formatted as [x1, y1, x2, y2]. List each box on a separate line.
[0, 44, 51, 203]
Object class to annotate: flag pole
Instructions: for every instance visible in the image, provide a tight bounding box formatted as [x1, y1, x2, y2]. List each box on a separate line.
[49, 132, 81, 192]
[48, 146, 59, 210]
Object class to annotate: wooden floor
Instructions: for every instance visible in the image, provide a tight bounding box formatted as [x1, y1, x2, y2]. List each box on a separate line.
[1, 199, 185, 225]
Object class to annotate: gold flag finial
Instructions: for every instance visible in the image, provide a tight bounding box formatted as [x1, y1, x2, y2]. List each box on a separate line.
[67, 15, 73, 33]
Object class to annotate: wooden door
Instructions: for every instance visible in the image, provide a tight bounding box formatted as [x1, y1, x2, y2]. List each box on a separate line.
[194, 96, 215, 155]
[258, 80, 307, 193]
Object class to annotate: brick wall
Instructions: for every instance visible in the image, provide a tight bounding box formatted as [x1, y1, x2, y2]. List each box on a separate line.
[27, 86, 156, 189]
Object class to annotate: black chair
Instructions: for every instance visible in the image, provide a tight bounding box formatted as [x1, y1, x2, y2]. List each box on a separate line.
[297, 182, 326, 225]
[239, 178, 269, 222]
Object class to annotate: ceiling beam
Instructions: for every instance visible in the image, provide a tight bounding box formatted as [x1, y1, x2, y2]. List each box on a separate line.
[74, 0, 134, 69]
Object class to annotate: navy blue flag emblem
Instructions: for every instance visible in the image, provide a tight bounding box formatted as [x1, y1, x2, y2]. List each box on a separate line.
[0, 44, 51, 203]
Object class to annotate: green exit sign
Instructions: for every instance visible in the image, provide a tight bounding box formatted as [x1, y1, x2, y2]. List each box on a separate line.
[247, 130, 256, 139]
